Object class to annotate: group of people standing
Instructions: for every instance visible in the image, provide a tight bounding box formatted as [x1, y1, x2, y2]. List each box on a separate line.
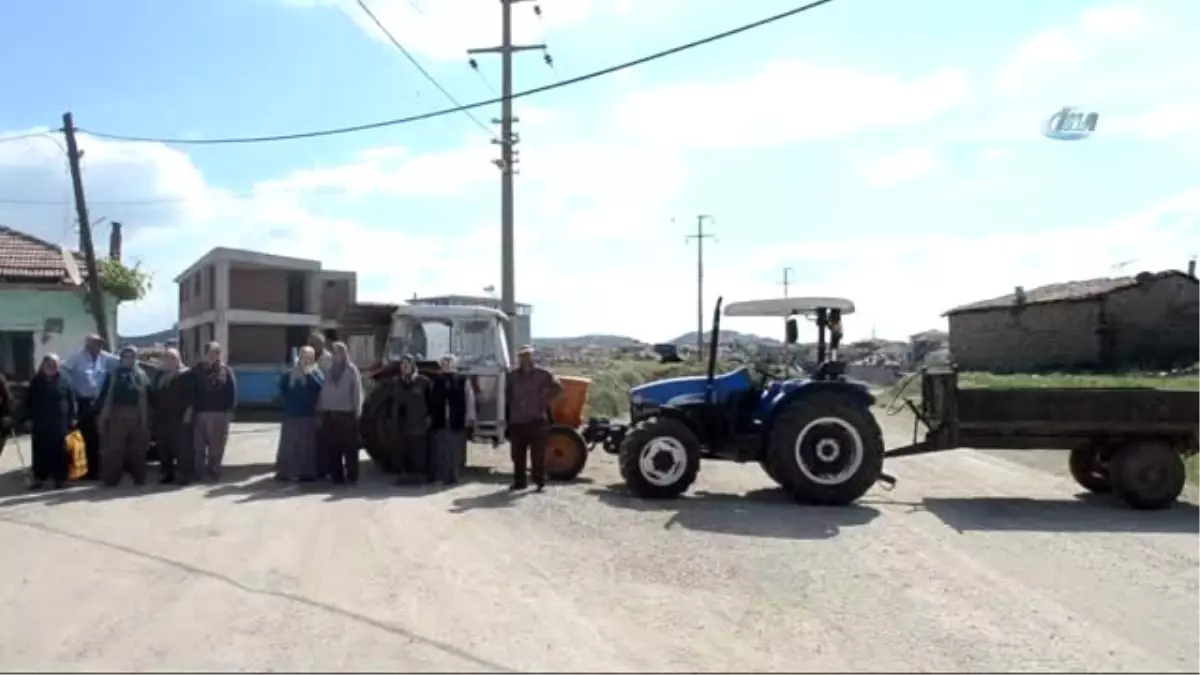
[0, 332, 567, 494]
[0, 334, 238, 490]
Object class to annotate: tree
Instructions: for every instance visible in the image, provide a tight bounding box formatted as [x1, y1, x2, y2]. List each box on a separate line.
[97, 258, 152, 303]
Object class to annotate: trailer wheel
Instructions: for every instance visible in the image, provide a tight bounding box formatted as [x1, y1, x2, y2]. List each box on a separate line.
[1068, 444, 1112, 494]
[767, 393, 884, 506]
[1110, 441, 1186, 510]
[545, 425, 588, 482]
[618, 417, 701, 499]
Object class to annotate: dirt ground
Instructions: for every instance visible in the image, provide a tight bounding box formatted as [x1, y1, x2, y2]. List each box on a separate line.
[0, 416, 1196, 673]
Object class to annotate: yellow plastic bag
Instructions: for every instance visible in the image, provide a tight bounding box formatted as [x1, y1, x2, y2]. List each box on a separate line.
[65, 429, 88, 481]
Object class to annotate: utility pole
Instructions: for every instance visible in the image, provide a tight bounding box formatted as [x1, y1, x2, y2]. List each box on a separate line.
[685, 215, 715, 361]
[781, 266, 793, 298]
[62, 112, 110, 345]
[468, 0, 545, 362]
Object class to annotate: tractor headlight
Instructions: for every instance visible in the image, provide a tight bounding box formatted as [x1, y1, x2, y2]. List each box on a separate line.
[630, 394, 647, 407]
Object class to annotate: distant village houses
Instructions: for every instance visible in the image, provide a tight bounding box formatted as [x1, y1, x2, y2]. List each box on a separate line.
[0, 224, 121, 382]
[945, 269, 1199, 373]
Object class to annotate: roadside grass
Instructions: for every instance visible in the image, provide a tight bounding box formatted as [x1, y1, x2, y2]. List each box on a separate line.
[555, 359, 711, 419]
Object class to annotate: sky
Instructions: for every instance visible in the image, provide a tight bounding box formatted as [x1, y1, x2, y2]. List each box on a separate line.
[0, 0, 1197, 343]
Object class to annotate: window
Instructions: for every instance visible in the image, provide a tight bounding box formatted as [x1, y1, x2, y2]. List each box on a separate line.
[207, 266, 216, 308]
[0, 330, 35, 381]
[193, 274, 201, 296]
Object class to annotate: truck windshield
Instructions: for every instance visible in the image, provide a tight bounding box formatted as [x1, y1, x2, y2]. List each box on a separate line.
[387, 317, 505, 368]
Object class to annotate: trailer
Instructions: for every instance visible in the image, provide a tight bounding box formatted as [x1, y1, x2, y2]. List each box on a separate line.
[885, 370, 1200, 509]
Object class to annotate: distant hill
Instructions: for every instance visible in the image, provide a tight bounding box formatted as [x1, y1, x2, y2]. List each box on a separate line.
[533, 334, 647, 349]
[119, 327, 177, 348]
[668, 330, 781, 347]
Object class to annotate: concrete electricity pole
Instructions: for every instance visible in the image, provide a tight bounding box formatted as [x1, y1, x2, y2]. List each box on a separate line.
[685, 215, 716, 360]
[468, 0, 545, 362]
[62, 112, 110, 345]
[781, 266, 793, 298]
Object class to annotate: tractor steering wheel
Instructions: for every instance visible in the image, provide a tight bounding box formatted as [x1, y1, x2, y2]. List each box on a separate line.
[752, 360, 777, 386]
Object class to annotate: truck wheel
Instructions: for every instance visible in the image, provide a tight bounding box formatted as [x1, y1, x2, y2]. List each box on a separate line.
[545, 425, 588, 482]
[618, 417, 701, 499]
[767, 393, 884, 506]
[1110, 441, 1186, 510]
[1068, 444, 1112, 494]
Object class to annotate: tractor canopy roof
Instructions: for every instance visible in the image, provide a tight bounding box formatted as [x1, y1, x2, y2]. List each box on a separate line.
[724, 297, 855, 318]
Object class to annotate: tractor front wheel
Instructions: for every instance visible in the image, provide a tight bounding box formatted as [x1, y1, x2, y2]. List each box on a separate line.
[618, 417, 701, 499]
[767, 393, 884, 506]
[545, 425, 589, 482]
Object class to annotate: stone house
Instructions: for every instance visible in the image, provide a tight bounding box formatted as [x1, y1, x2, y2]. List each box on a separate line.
[944, 270, 1199, 373]
[0, 225, 119, 382]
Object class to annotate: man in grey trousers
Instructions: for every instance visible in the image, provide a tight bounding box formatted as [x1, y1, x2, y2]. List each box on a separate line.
[189, 341, 238, 482]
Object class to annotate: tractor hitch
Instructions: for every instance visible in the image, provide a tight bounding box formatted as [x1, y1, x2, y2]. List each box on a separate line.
[582, 417, 627, 454]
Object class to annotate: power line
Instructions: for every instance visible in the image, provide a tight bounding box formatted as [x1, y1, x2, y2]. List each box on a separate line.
[354, 0, 494, 137]
[76, 0, 839, 146]
[0, 131, 55, 144]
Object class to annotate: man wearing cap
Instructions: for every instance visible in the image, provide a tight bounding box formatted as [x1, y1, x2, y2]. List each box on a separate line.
[60, 334, 119, 480]
[505, 345, 562, 492]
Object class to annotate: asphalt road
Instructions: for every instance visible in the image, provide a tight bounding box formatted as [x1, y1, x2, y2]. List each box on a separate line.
[0, 418, 1196, 673]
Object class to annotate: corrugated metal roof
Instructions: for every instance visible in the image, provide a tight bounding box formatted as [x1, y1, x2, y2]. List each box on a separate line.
[944, 270, 1195, 316]
[0, 224, 88, 284]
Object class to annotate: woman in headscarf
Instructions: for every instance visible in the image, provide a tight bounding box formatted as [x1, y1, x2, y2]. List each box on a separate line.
[151, 347, 193, 485]
[390, 354, 432, 485]
[21, 354, 77, 490]
[95, 346, 152, 487]
[316, 341, 363, 485]
[275, 345, 325, 482]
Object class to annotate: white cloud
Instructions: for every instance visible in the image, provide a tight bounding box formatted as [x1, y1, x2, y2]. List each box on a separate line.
[729, 189, 1200, 341]
[853, 148, 940, 187]
[994, 4, 1163, 98]
[613, 63, 971, 150]
[283, 0, 612, 62]
[1102, 102, 1200, 141]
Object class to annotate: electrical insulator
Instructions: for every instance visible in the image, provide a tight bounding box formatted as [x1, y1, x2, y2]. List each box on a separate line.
[543, 53, 554, 68]
[469, 58, 479, 70]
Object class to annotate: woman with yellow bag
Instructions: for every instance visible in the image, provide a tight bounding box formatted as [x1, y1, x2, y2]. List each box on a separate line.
[21, 354, 77, 490]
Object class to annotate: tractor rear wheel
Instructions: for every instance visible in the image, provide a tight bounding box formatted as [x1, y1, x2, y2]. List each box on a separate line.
[618, 417, 701, 499]
[545, 425, 589, 482]
[767, 393, 884, 506]
[758, 456, 783, 486]
[1110, 441, 1186, 510]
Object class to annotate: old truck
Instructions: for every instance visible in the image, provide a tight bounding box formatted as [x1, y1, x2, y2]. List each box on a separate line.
[341, 302, 598, 481]
[885, 370, 1199, 509]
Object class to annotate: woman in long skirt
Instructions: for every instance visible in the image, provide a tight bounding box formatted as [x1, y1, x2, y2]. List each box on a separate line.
[275, 346, 324, 481]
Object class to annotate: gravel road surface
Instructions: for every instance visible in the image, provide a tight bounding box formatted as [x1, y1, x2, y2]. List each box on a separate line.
[0, 418, 1195, 672]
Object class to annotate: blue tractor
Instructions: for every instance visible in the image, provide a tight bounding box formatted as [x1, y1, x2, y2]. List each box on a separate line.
[616, 296, 885, 505]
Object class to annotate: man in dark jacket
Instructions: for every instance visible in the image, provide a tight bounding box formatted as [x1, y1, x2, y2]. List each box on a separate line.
[190, 341, 238, 482]
[505, 345, 563, 492]
[390, 354, 432, 485]
[428, 354, 476, 485]
[151, 347, 193, 485]
[95, 346, 152, 487]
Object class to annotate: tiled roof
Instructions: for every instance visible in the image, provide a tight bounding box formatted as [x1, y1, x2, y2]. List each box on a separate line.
[944, 270, 1196, 316]
[0, 224, 88, 284]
